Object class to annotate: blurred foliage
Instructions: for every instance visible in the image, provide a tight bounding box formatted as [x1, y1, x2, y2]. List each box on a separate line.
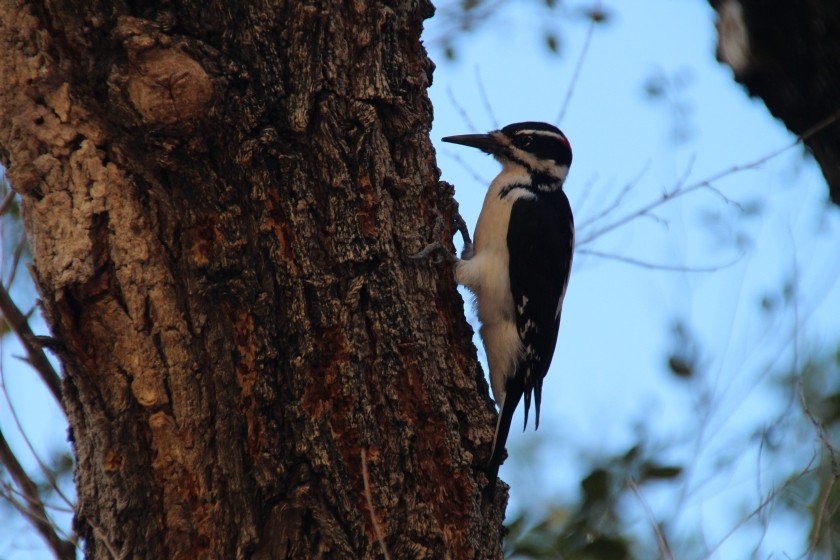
[430, 0, 610, 61]
[777, 344, 840, 558]
[504, 339, 840, 559]
[505, 442, 684, 559]
[665, 319, 699, 379]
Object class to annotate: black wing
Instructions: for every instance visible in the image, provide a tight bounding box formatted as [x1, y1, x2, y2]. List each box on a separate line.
[486, 191, 573, 492]
[508, 192, 574, 430]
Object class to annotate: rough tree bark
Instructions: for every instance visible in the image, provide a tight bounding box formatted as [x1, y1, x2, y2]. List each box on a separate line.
[0, 1, 506, 558]
[710, 0, 840, 205]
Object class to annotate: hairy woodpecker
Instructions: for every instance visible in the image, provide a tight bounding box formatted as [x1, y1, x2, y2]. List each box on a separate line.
[444, 122, 574, 491]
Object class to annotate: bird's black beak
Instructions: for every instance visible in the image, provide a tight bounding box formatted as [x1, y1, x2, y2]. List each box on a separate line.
[441, 133, 501, 155]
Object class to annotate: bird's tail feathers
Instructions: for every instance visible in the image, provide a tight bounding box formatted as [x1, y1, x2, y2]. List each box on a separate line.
[534, 377, 543, 430]
[522, 389, 531, 431]
[487, 388, 523, 493]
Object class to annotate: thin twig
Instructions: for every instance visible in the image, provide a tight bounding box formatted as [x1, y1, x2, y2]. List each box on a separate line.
[0, 368, 74, 508]
[0, 481, 75, 516]
[704, 458, 818, 559]
[557, 0, 601, 124]
[361, 449, 391, 560]
[0, 481, 76, 544]
[671, 153, 698, 193]
[446, 87, 479, 134]
[807, 475, 837, 559]
[443, 151, 490, 186]
[751, 433, 771, 558]
[0, 190, 16, 217]
[568, 172, 600, 218]
[797, 380, 839, 475]
[0, 481, 75, 531]
[577, 248, 745, 272]
[627, 477, 673, 560]
[577, 107, 840, 247]
[0, 283, 62, 404]
[576, 161, 650, 230]
[791, 238, 839, 475]
[789, 294, 840, 560]
[700, 181, 745, 212]
[0, 428, 76, 560]
[474, 66, 498, 129]
[6, 230, 27, 287]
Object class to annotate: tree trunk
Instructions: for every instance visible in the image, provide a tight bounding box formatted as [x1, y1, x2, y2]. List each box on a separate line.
[0, 1, 505, 558]
[710, 0, 840, 205]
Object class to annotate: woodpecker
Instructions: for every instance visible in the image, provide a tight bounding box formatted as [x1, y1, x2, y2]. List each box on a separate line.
[443, 121, 574, 492]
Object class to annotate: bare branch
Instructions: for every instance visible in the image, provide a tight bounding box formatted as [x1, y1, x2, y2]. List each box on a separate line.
[6, 230, 27, 287]
[0, 427, 76, 560]
[474, 66, 498, 129]
[704, 456, 819, 559]
[797, 380, 839, 474]
[0, 367, 74, 509]
[577, 107, 840, 247]
[557, 0, 601, 124]
[627, 477, 673, 560]
[0, 480, 74, 515]
[807, 475, 837, 559]
[700, 181, 745, 212]
[576, 161, 651, 231]
[0, 189, 15, 217]
[578, 248, 745, 272]
[441, 150, 490, 186]
[446, 86, 480, 134]
[792, 242, 838, 474]
[0, 284, 62, 404]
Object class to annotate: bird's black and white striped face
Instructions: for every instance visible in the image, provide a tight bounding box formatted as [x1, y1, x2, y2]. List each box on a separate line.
[443, 121, 572, 186]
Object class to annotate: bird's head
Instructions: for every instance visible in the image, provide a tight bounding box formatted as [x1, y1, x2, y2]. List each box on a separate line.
[443, 121, 572, 186]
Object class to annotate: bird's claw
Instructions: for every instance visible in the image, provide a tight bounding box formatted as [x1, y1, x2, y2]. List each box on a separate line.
[460, 241, 474, 261]
[411, 196, 472, 264]
[452, 199, 472, 251]
[410, 209, 457, 262]
[409, 240, 456, 263]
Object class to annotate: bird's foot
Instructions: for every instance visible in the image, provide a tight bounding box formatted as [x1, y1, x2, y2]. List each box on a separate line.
[410, 196, 471, 264]
[452, 199, 473, 260]
[410, 209, 456, 263]
[409, 239, 456, 263]
[460, 241, 474, 261]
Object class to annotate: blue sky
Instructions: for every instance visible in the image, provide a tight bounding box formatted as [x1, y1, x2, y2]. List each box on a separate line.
[2, 1, 840, 558]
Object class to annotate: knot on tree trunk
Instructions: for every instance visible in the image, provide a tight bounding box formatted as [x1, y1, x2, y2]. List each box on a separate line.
[126, 48, 214, 126]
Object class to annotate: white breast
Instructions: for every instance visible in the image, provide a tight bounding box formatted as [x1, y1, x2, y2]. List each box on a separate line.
[454, 164, 534, 405]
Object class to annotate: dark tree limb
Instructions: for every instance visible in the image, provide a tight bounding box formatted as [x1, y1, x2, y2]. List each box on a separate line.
[710, 0, 840, 205]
